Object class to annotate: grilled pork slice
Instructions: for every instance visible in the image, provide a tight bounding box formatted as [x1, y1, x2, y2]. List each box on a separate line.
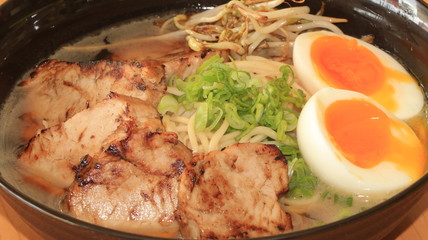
[18, 59, 166, 141]
[109, 30, 189, 63]
[104, 127, 193, 176]
[63, 128, 192, 237]
[159, 50, 223, 79]
[177, 143, 292, 239]
[112, 43, 227, 80]
[17, 93, 163, 191]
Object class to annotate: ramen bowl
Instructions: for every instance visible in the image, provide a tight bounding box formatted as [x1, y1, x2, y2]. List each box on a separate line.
[0, 0, 427, 239]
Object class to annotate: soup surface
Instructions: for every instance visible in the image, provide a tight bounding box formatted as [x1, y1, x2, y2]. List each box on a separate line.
[0, 1, 427, 238]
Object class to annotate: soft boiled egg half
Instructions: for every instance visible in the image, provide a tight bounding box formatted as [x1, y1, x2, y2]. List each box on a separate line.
[297, 87, 427, 194]
[293, 30, 425, 120]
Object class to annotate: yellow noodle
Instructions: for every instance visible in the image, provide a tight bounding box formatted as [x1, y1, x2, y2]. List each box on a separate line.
[249, 134, 268, 143]
[261, 140, 282, 145]
[181, 134, 190, 146]
[208, 120, 230, 152]
[231, 58, 309, 96]
[176, 107, 186, 116]
[162, 115, 176, 132]
[197, 132, 210, 152]
[170, 115, 190, 124]
[221, 131, 241, 142]
[220, 139, 239, 150]
[181, 110, 195, 118]
[166, 87, 184, 96]
[187, 114, 199, 151]
[229, 57, 283, 79]
[205, 132, 215, 138]
[240, 126, 277, 142]
[175, 125, 189, 132]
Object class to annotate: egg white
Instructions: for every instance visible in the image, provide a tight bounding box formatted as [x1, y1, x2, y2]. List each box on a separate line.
[297, 87, 413, 195]
[293, 30, 425, 120]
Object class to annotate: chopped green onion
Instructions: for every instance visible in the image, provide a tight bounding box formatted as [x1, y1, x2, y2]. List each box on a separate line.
[225, 103, 249, 130]
[278, 145, 300, 158]
[279, 141, 318, 199]
[165, 54, 316, 201]
[339, 208, 352, 219]
[321, 191, 354, 207]
[195, 102, 209, 131]
[284, 155, 318, 199]
[334, 194, 340, 204]
[167, 74, 180, 87]
[157, 94, 179, 114]
[196, 54, 223, 74]
[167, 54, 306, 144]
[345, 196, 353, 207]
[320, 190, 330, 200]
[206, 107, 223, 131]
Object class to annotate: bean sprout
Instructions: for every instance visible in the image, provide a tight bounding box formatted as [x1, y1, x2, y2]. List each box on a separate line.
[166, 0, 347, 58]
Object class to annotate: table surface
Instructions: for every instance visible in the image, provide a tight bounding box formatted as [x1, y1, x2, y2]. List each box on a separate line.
[1, 191, 427, 240]
[0, 0, 427, 239]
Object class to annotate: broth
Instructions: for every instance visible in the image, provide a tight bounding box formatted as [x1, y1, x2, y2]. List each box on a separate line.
[0, 4, 427, 238]
[0, 11, 177, 218]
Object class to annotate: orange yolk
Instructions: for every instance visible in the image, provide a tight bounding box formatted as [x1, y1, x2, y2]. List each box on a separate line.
[325, 99, 390, 168]
[370, 68, 415, 114]
[311, 35, 385, 95]
[325, 99, 426, 180]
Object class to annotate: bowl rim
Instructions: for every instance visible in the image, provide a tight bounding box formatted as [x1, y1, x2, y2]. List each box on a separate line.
[2, 169, 427, 239]
[0, 0, 428, 239]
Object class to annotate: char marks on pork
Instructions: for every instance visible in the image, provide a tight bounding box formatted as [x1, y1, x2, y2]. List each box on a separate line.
[176, 143, 293, 239]
[160, 50, 225, 80]
[16, 56, 294, 239]
[18, 60, 166, 141]
[17, 93, 163, 190]
[63, 127, 193, 237]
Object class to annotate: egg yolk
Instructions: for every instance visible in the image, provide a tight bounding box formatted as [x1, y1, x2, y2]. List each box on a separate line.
[325, 99, 390, 168]
[325, 99, 426, 179]
[311, 35, 385, 95]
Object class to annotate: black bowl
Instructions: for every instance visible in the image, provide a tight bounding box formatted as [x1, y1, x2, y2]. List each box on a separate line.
[0, 0, 427, 239]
